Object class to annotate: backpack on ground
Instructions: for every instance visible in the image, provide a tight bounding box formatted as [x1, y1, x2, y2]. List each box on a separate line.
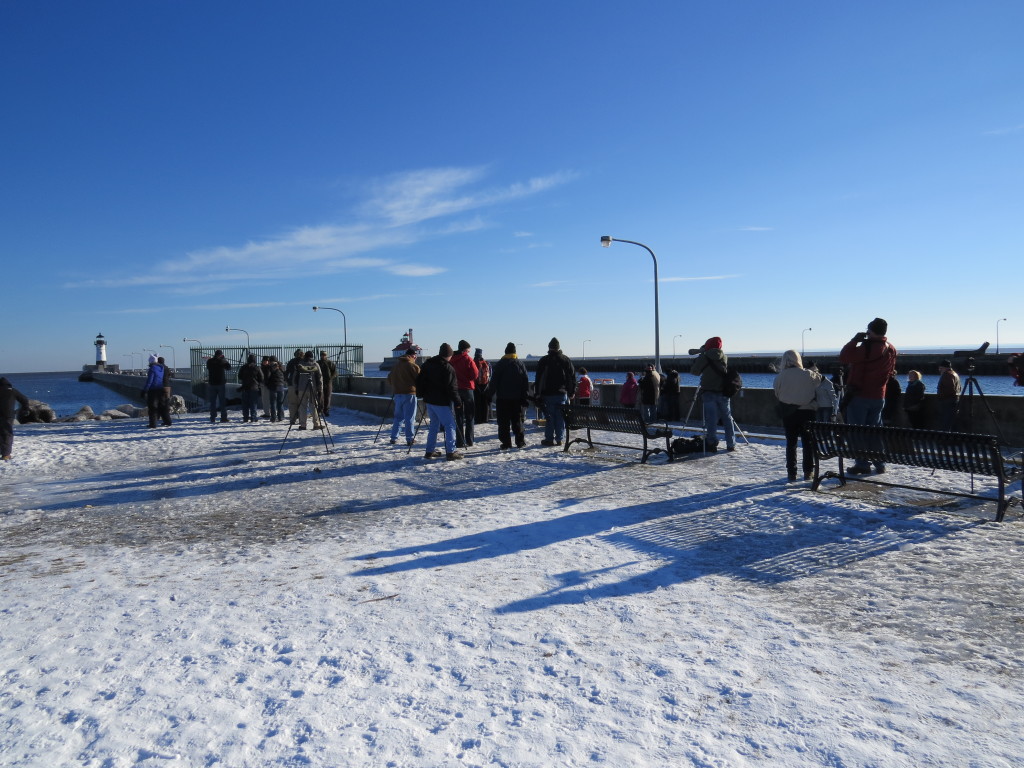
[671, 436, 705, 456]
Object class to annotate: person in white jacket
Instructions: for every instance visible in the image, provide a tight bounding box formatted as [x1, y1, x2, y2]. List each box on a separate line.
[773, 349, 822, 482]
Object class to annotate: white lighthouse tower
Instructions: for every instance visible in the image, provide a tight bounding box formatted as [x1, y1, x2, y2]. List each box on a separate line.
[94, 333, 107, 370]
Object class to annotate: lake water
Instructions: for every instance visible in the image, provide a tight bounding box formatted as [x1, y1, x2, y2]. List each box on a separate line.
[5, 371, 147, 417]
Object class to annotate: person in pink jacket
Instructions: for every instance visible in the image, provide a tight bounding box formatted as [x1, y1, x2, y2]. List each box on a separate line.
[619, 372, 638, 407]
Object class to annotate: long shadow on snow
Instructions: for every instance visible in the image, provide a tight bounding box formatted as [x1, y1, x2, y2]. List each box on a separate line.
[308, 456, 622, 520]
[353, 481, 977, 612]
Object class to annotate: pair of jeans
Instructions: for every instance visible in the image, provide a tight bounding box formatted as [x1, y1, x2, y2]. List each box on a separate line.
[845, 396, 885, 469]
[241, 390, 260, 421]
[270, 389, 286, 421]
[543, 393, 568, 442]
[702, 391, 735, 448]
[390, 394, 417, 442]
[455, 390, 475, 446]
[208, 383, 227, 420]
[425, 403, 457, 454]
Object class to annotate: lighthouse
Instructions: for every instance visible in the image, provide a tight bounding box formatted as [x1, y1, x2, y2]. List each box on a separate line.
[94, 333, 107, 370]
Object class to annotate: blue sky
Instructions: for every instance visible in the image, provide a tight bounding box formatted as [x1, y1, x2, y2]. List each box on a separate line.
[2, 1, 1021, 373]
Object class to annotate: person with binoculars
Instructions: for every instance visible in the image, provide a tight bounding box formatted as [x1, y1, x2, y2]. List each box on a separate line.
[838, 317, 898, 474]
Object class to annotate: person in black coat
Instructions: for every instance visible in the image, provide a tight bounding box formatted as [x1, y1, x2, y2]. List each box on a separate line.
[534, 337, 575, 446]
[206, 349, 232, 423]
[0, 376, 30, 460]
[415, 343, 463, 460]
[486, 342, 530, 450]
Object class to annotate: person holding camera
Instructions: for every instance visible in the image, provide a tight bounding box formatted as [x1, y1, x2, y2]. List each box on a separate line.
[838, 317, 897, 474]
[690, 336, 736, 452]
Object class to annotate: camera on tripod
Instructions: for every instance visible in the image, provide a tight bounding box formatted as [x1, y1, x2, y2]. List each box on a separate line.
[952, 342, 990, 374]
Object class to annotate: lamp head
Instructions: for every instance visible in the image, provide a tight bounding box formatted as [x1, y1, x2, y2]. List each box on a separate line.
[312, 306, 319, 312]
[600, 236, 613, 248]
[225, 325, 230, 332]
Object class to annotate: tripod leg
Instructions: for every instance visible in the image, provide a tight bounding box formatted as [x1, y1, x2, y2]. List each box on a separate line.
[374, 395, 396, 443]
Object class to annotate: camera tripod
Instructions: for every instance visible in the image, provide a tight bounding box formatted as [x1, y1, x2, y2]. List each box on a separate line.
[681, 385, 757, 455]
[279, 378, 334, 454]
[955, 357, 1006, 444]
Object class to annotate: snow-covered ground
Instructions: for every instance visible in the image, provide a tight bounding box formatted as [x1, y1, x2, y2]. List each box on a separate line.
[1, 410, 1022, 767]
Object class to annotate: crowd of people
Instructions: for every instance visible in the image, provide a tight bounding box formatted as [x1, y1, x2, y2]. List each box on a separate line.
[1, 323, 1018, 466]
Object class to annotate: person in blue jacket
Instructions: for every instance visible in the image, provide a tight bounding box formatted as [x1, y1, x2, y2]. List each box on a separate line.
[143, 356, 173, 429]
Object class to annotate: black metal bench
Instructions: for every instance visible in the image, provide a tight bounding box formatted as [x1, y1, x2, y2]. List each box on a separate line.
[562, 404, 673, 464]
[805, 421, 1022, 522]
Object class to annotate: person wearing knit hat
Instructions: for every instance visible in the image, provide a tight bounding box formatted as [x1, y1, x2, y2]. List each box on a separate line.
[449, 340, 479, 448]
[690, 336, 736, 452]
[415, 342, 463, 460]
[839, 318, 898, 473]
[473, 348, 491, 425]
[206, 349, 232, 423]
[292, 352, 324, 430]
[486, 341, 530, 449]
[386, 344, 421, 445]
[535, 335, 576, 446]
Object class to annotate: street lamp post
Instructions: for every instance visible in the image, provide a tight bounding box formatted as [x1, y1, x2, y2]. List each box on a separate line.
[582, 339, 591, 360]
[673, 334, 683, 360]
[802, 328, 812, 357]
[225, 326, 251, 353]
[122, 354, 133, 373]
[600, 236, 661, 372]
[183, 337, 203, 346]
[160, 344, 177, 376]
[997, 318, 1007, 355]
[312, 306, 348, 373]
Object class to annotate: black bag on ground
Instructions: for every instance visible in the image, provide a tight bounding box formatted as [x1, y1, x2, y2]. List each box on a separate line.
[671, 436, 705, 455]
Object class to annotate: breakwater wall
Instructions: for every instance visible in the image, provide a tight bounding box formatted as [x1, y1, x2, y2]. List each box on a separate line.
[91, 372, 1024, 446]
[331, 376, 1024, 447]
[382, 353, 1017, 377]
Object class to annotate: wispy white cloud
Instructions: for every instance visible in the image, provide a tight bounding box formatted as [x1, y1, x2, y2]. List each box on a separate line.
[532, 280, 571, 288]
[66, 166, 575, 291]
[739, 226, 774, 231]
[983, 123, 1024, 136]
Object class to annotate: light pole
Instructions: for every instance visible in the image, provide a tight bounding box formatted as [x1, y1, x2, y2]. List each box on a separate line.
[582, 339, 591, 360]
[312, 306, 348, 373]
[160, 344, 177, 375]
[802, 328, 812, 357]
[225, 326, 250, 352]
[122, 353, 133, 373]
[673, 334, 683, 359]
[183, 337, 203, 346]
[997, 318, 1007, 355]
[600, 236, 661, 372]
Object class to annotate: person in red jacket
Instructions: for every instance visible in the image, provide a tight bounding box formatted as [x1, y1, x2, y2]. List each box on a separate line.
[449, 340, 479, 448]
[839, 317, 897, 474]
[575, 368, 593, 405]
